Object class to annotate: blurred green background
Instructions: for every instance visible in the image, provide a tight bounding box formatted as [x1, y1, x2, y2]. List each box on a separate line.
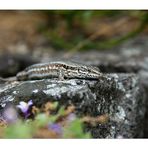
[41, 10, 148, 51]
[0, 10, 148, 53]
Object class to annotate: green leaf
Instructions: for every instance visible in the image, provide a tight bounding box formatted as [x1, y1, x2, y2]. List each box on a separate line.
[52, 102, 59, 109]
[57, 107, 66, 116]
[34, 113, 49, 127]
[4, 121, 32, 138]
[63, 118, 91, 138]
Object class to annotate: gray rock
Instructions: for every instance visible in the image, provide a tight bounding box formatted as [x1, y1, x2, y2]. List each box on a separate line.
[0, 53, 39, 78]
[0, 73, 146, 138]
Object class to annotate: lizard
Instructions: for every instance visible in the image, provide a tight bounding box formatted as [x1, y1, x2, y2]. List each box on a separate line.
[16, 61, 103, 81]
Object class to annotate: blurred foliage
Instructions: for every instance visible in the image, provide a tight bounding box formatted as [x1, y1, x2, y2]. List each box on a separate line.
[63, 118, 91, 138]
[44, 10, 125, 28]
[0, 101, 92, 139]
[4, 121, 33, 138]
[40, 10, 148, 53]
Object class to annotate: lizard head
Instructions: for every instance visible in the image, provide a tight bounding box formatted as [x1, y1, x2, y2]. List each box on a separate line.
[77, 65, 103, 79]
[64, 64, 103, 79]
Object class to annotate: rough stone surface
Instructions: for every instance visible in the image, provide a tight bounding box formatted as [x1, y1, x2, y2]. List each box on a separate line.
[0, 73, 146, 138]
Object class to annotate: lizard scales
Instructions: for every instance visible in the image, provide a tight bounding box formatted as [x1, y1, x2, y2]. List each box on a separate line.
[16, 61, 102, 81]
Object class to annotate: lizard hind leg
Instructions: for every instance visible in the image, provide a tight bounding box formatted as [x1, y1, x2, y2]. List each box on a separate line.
[58, 69, 65, 81]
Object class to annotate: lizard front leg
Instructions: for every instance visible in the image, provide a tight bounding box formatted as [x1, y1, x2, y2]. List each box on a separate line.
[58, 69, 65, 81]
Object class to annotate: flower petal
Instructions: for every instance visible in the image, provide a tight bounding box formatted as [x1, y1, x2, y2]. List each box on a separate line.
[28, 100, 33, 106]
[48, 123, 62, 134]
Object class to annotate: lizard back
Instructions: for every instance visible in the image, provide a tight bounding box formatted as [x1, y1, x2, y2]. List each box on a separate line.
[16, 61, 102, 80]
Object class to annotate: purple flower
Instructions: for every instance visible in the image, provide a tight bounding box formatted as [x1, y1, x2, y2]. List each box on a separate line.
[2, 105, 18, 124]
[17, 100, 33, 118]
[48, 123, 62, 135]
